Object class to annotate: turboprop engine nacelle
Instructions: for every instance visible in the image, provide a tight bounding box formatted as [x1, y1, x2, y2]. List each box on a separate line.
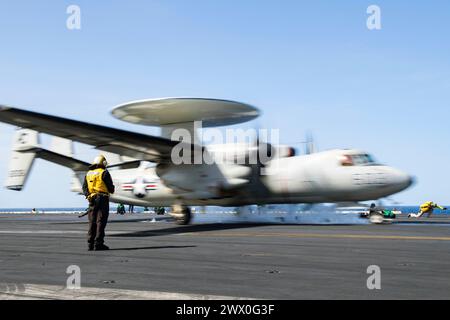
[206, 143, 296, 165]
[156, 162, 252, 199]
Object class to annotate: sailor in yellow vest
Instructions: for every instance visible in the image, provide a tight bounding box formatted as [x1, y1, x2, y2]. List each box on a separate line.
[82, 155, 115, 251]
[408, 201, 447, 218]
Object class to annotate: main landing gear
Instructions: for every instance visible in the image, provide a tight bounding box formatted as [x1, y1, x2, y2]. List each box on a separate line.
[170, 204, 192, 225]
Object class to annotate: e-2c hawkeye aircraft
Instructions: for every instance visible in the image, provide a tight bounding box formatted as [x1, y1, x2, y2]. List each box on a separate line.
[0, 98, 414, 224]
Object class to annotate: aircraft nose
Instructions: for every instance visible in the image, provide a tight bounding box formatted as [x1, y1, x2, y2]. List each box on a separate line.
[407, 175, 416, 188]
[392, 169, 415, 191]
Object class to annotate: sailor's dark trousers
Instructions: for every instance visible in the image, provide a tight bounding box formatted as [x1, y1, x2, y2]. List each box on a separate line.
[87, 194, 110, 245]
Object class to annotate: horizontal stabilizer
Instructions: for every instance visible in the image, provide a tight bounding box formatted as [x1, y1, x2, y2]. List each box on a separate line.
[30, 148, 89, 171]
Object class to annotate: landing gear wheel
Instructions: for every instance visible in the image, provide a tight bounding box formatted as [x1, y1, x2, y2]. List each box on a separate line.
[171, 205, 192, 225]
[369, 213, 384, 224]
[178, 207, 192, 225]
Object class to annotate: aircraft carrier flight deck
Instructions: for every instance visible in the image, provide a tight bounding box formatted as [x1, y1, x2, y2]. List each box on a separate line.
[1, 212, 450, 300]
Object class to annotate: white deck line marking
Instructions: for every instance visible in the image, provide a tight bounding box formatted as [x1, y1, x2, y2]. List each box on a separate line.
[0, 230, 125, 235]
[0, 284, 255, 300]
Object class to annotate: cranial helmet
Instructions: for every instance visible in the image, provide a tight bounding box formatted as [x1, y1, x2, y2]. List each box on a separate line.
[93, 154, 108, 167]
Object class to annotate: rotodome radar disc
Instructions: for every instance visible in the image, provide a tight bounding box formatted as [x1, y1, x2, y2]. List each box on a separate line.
[111, 98, 260, 127]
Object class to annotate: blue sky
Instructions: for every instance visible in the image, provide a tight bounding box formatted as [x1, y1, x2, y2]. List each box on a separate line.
[0, 0, 449, 207]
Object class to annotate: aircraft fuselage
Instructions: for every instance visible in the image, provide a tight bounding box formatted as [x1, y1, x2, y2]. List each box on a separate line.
[106, 149, 413, 207]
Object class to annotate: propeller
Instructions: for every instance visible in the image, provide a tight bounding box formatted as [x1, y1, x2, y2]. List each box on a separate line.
[285, 131, 317, 155]
[304, 131, 315, 155]
[255, 122, 276, 168]
[245, 121, 275, 175]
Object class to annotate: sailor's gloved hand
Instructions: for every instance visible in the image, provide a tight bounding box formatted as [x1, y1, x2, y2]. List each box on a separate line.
[86, 194, 96, 206]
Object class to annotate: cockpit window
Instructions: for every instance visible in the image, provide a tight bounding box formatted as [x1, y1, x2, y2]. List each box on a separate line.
[340, 155, 354, 166]
[340, 154, 376, 166]
[366, 154, 375, 163]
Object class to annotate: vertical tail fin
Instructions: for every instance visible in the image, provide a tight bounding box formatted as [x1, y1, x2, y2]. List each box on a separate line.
[49, 136, 83, 194]
[50, 136, 73, 157]
[5, 129, 40, 191]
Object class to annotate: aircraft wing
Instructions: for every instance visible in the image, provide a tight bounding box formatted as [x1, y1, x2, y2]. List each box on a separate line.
[0, 105, 192, 163]
[0, 105, 251, 200]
